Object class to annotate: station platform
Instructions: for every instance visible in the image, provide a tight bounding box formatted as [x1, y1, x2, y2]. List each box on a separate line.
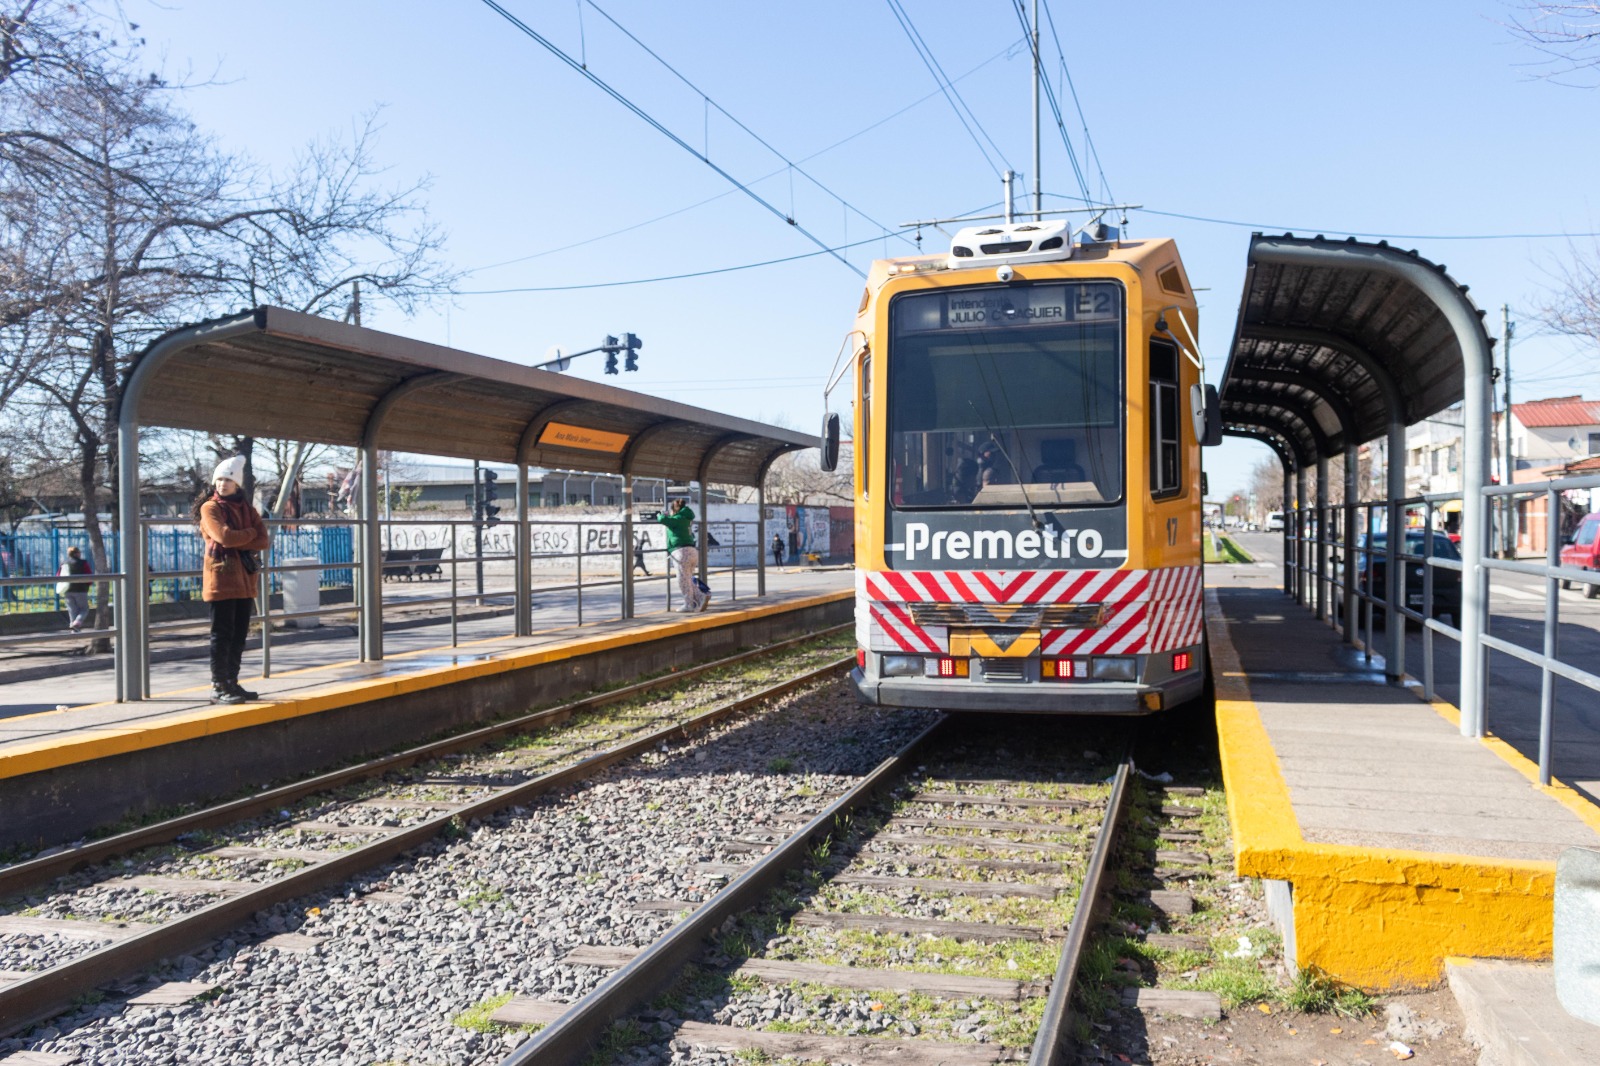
[0, 574, 852, 852]
[1207, 563, 1600, 990]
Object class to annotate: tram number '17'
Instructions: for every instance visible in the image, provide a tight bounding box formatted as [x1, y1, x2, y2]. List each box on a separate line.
[1166, 518, 1178, 546]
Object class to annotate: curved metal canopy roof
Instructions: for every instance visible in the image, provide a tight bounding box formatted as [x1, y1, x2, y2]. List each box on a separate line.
[1221, 233, 1493, 466]
[124, 307, 812, 485]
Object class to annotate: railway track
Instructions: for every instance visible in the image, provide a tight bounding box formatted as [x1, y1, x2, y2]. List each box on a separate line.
[0, 627, 854, 1037]
[489, 723, 1140, 1065]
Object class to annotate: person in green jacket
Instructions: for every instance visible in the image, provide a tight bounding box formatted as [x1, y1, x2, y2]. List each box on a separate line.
[657, 499, 708, 612]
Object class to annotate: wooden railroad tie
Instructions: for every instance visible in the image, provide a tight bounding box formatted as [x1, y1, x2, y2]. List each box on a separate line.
[557, 945, 1044, 1002]
[1121, 987, 1222, 1020]
[120, 875, 250, 896]
[790, 910, 1061, 943]
[0, 916, 155, 941]
[486, 1001, 1015, 1065]
[909, 791, 1091, 810]
[871, 832, 1079, 856]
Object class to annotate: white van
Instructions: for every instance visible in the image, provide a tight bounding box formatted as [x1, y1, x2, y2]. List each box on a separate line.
[1265, 511, 1285, 532]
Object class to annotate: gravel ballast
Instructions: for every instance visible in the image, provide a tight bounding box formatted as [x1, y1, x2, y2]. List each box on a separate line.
[2, 677, 936, 1065]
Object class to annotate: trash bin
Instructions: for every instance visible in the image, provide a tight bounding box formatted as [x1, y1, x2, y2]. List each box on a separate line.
[280, 556, 321, 627]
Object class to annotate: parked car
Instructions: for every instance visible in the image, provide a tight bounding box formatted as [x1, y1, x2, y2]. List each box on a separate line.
[1353, 530, 1463, 624]
[1560, 512, 1600, 600]
[1265, 511, 1285, 532]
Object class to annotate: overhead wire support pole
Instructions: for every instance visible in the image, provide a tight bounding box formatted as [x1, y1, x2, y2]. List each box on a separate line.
[1502, 305, 1515, 557]
[1032, 0, 1041, 220]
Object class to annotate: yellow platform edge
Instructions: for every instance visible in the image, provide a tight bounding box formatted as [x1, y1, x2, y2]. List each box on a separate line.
[1206, 589, 1556, 990]
[0, 590, 853, 782]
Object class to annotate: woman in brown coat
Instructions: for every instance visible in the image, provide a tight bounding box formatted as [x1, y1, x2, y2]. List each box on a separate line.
[195, 455, 270, 704]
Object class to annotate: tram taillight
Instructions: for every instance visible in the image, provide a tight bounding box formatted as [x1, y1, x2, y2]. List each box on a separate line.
[1042, 659, 1076, 680]
[935, 657, 969, 678]
[1172, 652, 1193, 672]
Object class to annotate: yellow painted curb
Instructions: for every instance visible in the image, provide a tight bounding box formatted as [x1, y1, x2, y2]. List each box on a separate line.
[0, 590, 853, 782]
[1205, 589, 1557, 989]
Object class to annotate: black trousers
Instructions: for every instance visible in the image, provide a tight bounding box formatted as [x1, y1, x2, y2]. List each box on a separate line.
[209, 598, 253, 686]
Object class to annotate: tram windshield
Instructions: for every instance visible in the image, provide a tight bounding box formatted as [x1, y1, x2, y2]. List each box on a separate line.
[887, 283, 1124, 509]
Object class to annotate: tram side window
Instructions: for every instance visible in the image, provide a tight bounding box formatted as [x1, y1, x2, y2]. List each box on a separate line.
[860, 354, 872, 497]
[1150, 340, 1181, 498]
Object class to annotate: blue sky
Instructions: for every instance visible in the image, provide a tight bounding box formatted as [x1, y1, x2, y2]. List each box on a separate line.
[129, 0, 1600, 495]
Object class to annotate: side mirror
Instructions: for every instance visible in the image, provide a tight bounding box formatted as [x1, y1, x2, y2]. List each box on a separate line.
[1202, 384, 1223, 447]
[819, 412, 841, 472]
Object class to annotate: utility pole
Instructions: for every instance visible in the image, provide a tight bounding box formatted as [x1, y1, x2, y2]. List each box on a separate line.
[1030, 0, 1041, 220]
[1502, 305, 1516, 557]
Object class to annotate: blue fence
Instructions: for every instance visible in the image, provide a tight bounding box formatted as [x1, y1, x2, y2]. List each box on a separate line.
[0, 526, 355, 611]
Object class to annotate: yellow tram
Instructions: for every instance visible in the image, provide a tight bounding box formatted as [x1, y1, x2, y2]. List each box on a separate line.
[827, 220, 1218, 714]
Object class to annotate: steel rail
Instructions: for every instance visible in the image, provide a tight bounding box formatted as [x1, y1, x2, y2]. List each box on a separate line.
[0, 651, 857, 1036]
[499, 713, 950, 1066]
[0, 624, 848, 900]
[1027, 746, 1135, 1066]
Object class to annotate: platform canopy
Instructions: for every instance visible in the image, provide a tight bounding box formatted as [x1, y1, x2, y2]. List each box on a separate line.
[1221, 233, 1492, 465]
[124, 306, 813, 485]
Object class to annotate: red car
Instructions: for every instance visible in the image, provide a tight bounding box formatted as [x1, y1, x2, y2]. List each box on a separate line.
[1561, 512, 1600, 599]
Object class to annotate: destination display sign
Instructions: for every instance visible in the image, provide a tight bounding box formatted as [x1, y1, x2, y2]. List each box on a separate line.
[897, 283, 1121, 333]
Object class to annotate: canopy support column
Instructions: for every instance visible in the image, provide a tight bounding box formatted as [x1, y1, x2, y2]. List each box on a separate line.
[1344, 444, 1359, 644]
[357, 443, 382, 662]
[1316, 456, 1329, 621]
[621, 477, 635, 618]
[515, 463, 531, 637]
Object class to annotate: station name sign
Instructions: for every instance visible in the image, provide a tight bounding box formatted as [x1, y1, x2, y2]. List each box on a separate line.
[538, 422, 629, 454]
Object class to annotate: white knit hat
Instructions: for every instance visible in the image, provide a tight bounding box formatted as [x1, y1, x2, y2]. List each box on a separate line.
[212, 455, 247, 486]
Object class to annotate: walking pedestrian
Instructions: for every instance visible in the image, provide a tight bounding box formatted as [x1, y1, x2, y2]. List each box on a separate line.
[57, 546, 93, 632]
[656, 499, 708, 612]
[633, 532, 651, 576]
[194, 455, 270, 704]
[771, 534, 784, 567]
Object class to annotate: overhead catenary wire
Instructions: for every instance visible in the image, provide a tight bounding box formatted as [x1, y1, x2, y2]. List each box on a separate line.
[1123, 201, 1600, 241]
[453, 233, 893, 294]
[476, 0, 868, 279]
[579, 0, 907, 253]
[460, 39, 1023, 277]
[885, 0, 1014, 177]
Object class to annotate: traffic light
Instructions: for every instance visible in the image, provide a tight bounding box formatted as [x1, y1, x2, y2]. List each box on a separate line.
[604, 334, 619, 375]
[481, 469, 501, 527]
[621, 332, 641, 372]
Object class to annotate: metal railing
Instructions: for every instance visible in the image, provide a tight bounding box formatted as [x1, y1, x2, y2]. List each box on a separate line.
[91, 514, 770, 696]
[1286, 472, 1600, 785]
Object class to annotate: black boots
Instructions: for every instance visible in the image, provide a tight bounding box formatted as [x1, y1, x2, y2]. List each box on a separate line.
[210, 678, 258, 703]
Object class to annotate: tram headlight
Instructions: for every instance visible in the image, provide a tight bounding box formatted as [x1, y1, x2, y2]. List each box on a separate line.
[881, 655, 924, 677]
[1090, 657, 1137, 682]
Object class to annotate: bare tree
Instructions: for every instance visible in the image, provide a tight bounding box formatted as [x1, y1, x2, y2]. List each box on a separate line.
[763, 446, 853, 505]
[1507, 3, 1600, 84]
[0, 0, 454, 641]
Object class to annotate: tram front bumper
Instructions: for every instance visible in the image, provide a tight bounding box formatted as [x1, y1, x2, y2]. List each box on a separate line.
[850, 667, 1204, 715]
